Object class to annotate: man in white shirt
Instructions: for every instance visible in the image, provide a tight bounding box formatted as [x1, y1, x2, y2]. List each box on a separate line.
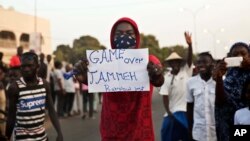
[53, 61, 65, 117]
[63, 64, 76, 117]
[186, 52, 216, 141]
[159, 32, 193, 141]
[46, 54, 53, 83]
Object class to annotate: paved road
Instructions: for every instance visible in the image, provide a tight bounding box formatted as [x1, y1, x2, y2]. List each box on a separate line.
[46, 88, 165, 141]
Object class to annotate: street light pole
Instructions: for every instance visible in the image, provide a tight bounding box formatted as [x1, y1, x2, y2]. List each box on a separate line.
[193, 14, 197, 53]
[203, 28, 225, 58]
[180, 5, 209, 54]
[34, 0, 37, 33]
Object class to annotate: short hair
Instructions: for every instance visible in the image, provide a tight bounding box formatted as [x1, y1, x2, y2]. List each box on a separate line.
[54, 61, 62, 69]
[47, 54, 52, 58]
[228, 42, 250, 57]
[21, 52, 39, 65]
[17, 46, 23, 51]
[198, 52, 214, 61]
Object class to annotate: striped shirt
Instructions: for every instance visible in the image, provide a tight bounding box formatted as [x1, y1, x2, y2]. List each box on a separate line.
[15, 77, 48, 141]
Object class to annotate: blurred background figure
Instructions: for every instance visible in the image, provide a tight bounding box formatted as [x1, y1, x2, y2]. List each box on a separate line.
[38, 53, 47, 79]
[9, 46, 23, 68]
[0, 52, 8, 74]
[81, 84, 94, 119]
[71, 79, 82, 116]
[53, 60, 65, 117]
[63, 64, 75, 117]
[0, 65, 6, 137]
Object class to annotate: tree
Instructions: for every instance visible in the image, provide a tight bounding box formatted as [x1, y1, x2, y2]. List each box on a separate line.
[71, 35, 104, 64]
[140, 34, 163, 61]
[53, 34, 196, 65]
[73, 35, 101, 49]
[53, 44, 72, 62]
[140, 34, 160, 49]
[54, 35, 105, 64]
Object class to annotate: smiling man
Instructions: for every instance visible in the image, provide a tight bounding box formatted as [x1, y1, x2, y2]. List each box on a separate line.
[186, 52, 216, 141]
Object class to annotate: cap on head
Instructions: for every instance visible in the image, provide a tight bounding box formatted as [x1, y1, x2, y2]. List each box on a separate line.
[165, 52, 183, 61]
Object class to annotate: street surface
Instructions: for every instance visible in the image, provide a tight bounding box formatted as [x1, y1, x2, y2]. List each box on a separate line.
[46, 88, 165, 141]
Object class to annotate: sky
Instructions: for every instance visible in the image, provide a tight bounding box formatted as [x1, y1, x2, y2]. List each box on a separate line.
[1, 0, 250, 59]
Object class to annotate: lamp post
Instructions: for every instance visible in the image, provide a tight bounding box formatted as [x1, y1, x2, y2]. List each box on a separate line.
[180, 5, 209, 53]
[203, 28, 225, 58]
[34, 0, 37, 33]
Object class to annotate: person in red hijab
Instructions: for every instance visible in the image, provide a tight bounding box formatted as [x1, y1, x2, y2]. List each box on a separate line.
[74, 17, 164, 141]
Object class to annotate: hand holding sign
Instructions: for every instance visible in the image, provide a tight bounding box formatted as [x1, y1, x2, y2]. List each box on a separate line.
[147, 62, 163, 78]
[87, 49, 149, 93]
[67, 49, 153, 93]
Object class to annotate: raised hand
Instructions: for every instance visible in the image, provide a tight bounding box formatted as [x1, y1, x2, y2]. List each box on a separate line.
[184, 31, 192, 46]
[212, 59, 227, 81]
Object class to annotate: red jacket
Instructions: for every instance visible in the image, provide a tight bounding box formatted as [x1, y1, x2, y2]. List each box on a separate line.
[101, 17, 162, 141]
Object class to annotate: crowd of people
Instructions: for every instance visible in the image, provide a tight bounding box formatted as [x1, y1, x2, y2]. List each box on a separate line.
[0, 17, 249, 141]
[0, 47, 101, 141]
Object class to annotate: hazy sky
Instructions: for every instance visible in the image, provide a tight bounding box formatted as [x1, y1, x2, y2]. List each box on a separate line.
[1, 0, 250, 58]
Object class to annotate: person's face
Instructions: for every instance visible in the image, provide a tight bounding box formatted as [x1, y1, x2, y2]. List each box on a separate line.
[20, 59, 38, 80]
[230, 46, 249, 58]
[47, 55, 52, 63]
[114, 22, 136, 39]
[40, 54, 45, 62]
[17, 47, 23, 56]
[168, 59, 182, 75]
[196, 55, 213, 75]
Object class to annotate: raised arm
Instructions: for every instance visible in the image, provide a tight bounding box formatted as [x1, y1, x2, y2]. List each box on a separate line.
[5, 83, 18, 140]
[213, 60, 228, 106]
[184, 32, 193, 68]
[45, 80, 63, 141]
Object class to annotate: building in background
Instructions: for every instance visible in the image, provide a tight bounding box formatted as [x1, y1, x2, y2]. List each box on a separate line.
[0, 5, 52, 64]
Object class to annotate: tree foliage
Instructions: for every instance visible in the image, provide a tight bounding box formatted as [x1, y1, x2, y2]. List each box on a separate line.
[139, 34, 192, 62]
[53, 35, 105, 64]
[53, 34, 195, 65]
[53, 44, 72, 62]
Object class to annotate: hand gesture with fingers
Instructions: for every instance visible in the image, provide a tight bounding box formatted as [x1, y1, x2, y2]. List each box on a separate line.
[184, 31, 192, 46]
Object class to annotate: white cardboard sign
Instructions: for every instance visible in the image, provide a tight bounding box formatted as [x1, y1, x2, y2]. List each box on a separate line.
[87, 48, 149, 93]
